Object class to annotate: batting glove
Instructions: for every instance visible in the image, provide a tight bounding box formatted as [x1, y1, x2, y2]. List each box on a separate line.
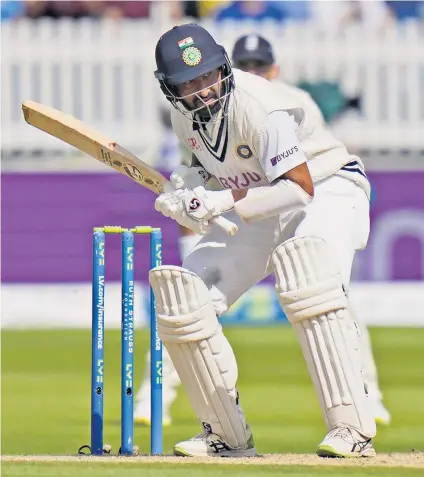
[155, 186, 234, 235]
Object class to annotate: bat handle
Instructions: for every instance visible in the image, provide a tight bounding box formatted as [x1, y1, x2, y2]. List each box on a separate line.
[212, 216, 238, 236]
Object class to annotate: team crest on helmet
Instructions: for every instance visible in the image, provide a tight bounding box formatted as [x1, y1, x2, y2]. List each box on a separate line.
[236, 145, 253, 159]
[182, 47, 202, 67]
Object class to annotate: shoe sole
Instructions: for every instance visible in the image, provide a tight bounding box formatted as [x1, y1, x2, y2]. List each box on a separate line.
[317, 445, 376, 458]
[173, 446, 257, 458]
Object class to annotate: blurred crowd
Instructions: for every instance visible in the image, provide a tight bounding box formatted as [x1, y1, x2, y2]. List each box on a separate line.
[2, 1, 424, 30]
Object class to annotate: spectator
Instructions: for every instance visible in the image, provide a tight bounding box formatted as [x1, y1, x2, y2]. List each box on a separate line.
[25, 1, 104, 19]
[275, 0, 311, 21]
[386, 1, 424, 21]
[101, 1, 151, 19]
[180, 0, 231, 19]
[23, 1, 44, 19]
[182, 1, 200, 19]
[349, 0, 393, 32]
[311, 0, 392, 35]
[215, 1, 286, 22]
[198, 0, 231, 18]
[82, 1, 108, 18]
[1, 0, 25, 21]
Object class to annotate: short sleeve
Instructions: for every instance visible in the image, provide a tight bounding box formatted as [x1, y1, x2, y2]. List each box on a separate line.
[256, 110, 307, 183]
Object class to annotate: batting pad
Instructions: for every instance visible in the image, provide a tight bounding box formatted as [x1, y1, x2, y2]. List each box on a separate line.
[272, 237, 376, 437]
[149, 266, 249, 448]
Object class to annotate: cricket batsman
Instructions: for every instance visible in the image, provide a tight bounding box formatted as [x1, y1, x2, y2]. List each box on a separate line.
[134, 32, 390, 431]
[146, 23, 378, 458]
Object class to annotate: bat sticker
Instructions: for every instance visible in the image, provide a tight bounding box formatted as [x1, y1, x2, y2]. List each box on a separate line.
[99, 148, 113, 165]
[123, 163, 144, 182]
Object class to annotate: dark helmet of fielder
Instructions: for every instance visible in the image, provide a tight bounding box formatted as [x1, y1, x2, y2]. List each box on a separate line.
[232, 34, 275, 67]
[154, 23, 234, 121]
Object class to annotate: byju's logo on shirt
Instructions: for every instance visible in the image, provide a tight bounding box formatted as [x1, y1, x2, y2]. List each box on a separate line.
[270, 146, 298, 166]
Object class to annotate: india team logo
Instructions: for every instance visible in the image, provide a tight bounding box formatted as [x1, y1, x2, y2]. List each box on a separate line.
[182, 47, 202, 67]
[236, 144, 253, 159]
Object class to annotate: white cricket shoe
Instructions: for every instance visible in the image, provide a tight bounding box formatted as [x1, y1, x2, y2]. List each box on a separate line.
[372, 400, 391, 426]
[316, 426, 376, 458]
[173, 426, 257, 457]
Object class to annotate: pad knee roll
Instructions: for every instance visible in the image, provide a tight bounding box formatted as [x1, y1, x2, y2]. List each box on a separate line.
[149, 266, 219, 342]
[272, 237, 376, 437]
[273, 236, 348, 322]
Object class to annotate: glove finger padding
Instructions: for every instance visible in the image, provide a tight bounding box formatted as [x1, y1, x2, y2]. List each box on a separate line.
[154, 194, 167, 213]
[163, 181, 177, 194]
[170, 165, 209, 190]
[155, 189, 185, 215]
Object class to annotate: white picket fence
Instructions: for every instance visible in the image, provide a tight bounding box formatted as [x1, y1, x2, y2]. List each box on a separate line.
[2, 18, 424, 159]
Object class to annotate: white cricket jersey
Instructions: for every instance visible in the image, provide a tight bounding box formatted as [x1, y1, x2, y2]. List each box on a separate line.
[171, 69, 370, 197]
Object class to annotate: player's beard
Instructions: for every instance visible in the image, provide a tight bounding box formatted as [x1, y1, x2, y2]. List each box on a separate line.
[171, 70, 233, 124]
[194, 94, 221, 121]
[193, 78, 228, 121]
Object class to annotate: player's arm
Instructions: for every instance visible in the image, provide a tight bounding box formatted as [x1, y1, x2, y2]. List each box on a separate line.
[232, 111, 313, 222]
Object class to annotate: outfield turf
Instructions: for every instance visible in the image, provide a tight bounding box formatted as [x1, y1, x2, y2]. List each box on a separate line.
[2, 327, 424, 476]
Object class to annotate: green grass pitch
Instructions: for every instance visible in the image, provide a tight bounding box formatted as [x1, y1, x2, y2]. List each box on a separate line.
[2, 327, 424, 476]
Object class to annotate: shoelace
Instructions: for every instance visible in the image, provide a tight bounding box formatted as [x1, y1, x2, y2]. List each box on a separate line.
[327, 426, 354, 442]
[191, 430, 211, 441]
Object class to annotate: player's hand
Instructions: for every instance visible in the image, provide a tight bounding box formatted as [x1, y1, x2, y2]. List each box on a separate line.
[183, 186, 234, 222]
[155, 187, 210, 234]
[155, 186, 234, 235]
[164, 165, 210, 193]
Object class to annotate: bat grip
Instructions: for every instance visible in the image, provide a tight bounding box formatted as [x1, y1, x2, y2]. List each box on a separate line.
[212, 216, 238, 236]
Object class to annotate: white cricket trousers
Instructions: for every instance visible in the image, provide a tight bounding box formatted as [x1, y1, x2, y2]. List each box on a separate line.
[183, 176, 370, 316]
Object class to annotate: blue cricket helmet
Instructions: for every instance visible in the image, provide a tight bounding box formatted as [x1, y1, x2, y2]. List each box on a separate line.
[155, 23, 230, 85]
[154, 24, 234, 121]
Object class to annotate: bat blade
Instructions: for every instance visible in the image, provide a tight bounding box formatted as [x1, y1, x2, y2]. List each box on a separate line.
[22, 100, 238, 236]
[22, 100, 166, 194]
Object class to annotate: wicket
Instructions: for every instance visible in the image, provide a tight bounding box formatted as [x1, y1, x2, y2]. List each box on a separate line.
[79, 226, 163, 456]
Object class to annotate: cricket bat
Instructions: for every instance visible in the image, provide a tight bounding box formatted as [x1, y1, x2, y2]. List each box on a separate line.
[22, 101, 238, 236]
